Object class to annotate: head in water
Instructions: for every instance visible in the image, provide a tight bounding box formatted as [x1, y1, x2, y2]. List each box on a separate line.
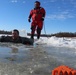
[12, 29, 19, 40]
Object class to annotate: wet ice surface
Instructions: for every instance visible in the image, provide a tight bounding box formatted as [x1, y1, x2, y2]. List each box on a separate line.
[44, 46, 76, 68]
[0, 42, 76, 75]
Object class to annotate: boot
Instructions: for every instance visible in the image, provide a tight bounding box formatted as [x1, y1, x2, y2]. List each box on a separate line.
[31, 34, 34, 39]
[37, 35, 40, 39]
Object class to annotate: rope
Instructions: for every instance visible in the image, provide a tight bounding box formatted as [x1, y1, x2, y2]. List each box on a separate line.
[43, 22, 49, 38]
[43, 21, 46, 35]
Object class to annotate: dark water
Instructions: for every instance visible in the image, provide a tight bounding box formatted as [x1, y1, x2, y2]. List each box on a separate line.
[0, 43, 76, 75]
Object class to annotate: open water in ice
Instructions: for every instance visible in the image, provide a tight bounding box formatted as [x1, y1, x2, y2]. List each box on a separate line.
[0, 42, 76, 75]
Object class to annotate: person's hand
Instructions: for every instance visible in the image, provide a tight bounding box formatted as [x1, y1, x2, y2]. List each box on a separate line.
[41, 17, 44, 21]
[28, 18, 31, 22]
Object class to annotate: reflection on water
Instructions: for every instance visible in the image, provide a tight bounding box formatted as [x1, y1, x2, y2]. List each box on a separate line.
[0, 43, 30, 62]
[5, 47, 18, 61]
[0, 43, 76, 75]
[0, 42, 76, 66]
[12, 47, 18, 53]
[0, 43, 53, 75]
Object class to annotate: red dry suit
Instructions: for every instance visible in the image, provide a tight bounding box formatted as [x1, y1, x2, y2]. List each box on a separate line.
[28, 7, 46, 39]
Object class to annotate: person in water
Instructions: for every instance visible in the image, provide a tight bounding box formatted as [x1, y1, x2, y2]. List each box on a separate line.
[28, 1, 46, 39]
[0, 29, 33, 45]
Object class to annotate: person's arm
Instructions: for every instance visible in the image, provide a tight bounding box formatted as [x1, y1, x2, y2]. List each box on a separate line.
[41, 7, 46, 21]
[0, 36, 5, 42]
[22, 37, 34, 45]
[28, 10, 33, 22]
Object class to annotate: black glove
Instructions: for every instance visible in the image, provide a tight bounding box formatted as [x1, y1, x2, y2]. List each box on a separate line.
[31, 26, 34, 30]
[41, 17, 44, 21]
[28, 18, 31, 22]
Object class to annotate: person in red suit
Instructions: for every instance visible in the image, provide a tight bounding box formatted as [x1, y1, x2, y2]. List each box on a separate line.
[28, 1, 46, 39]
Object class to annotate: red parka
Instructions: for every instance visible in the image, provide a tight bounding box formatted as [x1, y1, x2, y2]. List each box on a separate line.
[29, 7, 46, 29]
[30, 7, 45, 21]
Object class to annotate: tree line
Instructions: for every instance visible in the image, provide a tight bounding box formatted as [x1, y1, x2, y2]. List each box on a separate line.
[0, 30, 76, 37]
[27, 32, 76, 37]
[0, 30, 11, 34]
[51, 32, 76, 37]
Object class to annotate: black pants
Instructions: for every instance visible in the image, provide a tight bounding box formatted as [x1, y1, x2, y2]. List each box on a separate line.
[37, 27, 41, 39]
[31, 26, 41, 39]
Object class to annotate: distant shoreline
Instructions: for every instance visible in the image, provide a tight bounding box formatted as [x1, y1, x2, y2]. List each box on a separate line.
[27, 32, 76, 37]
[0, 30, 76, 37]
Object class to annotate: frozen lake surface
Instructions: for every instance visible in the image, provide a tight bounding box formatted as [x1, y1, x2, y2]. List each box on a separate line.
[0, 36, 76, 75]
